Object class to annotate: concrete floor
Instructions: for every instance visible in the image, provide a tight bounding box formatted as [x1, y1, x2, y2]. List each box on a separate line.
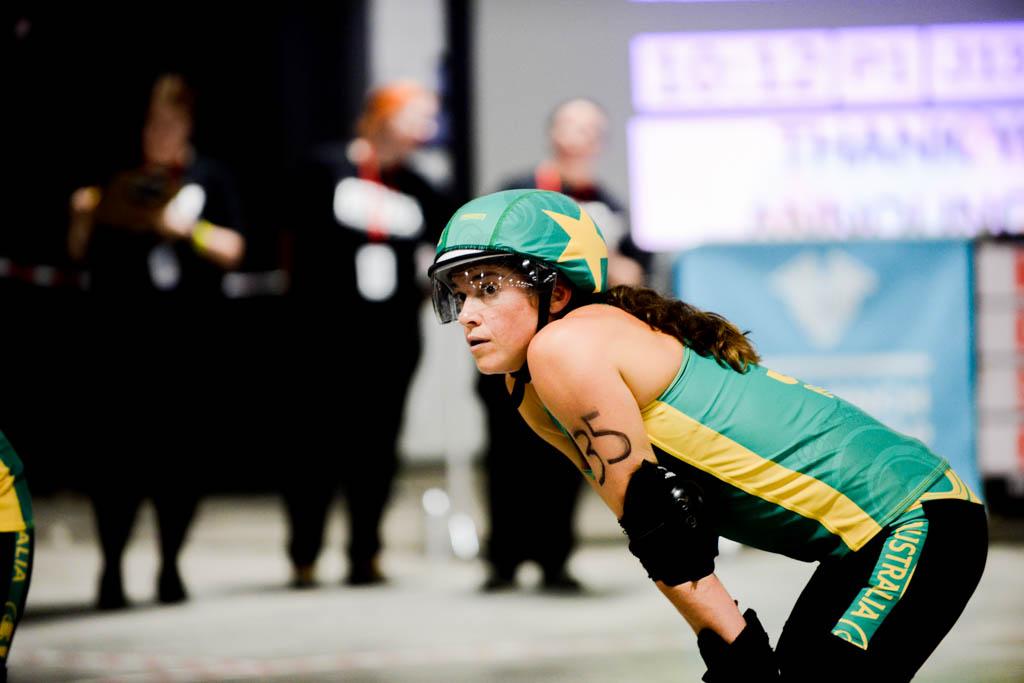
[11, 467, 1024, 682]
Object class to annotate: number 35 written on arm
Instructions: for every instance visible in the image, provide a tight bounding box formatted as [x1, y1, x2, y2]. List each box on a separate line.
[572, 410, 632, 486]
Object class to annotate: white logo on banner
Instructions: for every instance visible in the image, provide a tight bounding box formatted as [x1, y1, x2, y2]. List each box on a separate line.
[769, 249, 878, 349]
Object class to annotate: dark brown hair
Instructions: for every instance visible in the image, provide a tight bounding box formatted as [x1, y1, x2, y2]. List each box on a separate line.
[599, 285, 760, 373]
[149, 73, 195, 118]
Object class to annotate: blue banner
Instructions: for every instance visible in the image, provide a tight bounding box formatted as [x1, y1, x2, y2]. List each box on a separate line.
[675, 240, 980, 499]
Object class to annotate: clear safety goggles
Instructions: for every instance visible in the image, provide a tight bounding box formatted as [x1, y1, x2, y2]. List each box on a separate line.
[428, 252, 558, 324]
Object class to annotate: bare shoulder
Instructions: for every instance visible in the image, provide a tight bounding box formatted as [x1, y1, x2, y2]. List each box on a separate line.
[527, 304, 636, 366]
[528, 304, 683, 406]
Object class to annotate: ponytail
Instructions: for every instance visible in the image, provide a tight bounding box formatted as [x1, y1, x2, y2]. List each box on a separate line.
[600, 285, 760, 373]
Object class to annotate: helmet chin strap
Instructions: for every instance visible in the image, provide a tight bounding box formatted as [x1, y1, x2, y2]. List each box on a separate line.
[509, 289, 552, 408]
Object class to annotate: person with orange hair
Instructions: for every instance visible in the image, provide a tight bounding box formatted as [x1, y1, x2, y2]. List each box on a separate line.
[283, 81, 455, 586]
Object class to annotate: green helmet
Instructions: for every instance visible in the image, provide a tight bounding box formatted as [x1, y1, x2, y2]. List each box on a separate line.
[428, 189, 609, 324]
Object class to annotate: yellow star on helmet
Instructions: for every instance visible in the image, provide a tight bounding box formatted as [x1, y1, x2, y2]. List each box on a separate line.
[542, 206, 607, 292]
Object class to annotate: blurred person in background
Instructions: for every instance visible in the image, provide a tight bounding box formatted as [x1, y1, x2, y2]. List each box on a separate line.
[0, 429, 33, 682]
[67, 73, 246, 609]
[283, 80, 455, 587]
[501, 98, 646, 288]
[478, 97, 649, 592]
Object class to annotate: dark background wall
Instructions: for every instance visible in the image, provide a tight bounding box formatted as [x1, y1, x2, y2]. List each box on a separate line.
[2, 5, 370, 493]
[5, 4, 369, 266]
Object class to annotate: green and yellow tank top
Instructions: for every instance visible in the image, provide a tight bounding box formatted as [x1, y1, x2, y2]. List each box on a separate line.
[639, 347, 950, 561]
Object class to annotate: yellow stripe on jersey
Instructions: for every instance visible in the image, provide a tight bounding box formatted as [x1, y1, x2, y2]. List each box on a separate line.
[642, 400, 881, 552]
[907, 468, 982, 510]
[0, 461, 25, 533]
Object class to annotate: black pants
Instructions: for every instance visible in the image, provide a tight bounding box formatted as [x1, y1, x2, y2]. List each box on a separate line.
[283, 331, 419, 569]
[91, 484, 199, 579]
[284, 448, 400, 568]
[0, 529, 33, 679]
[776, 500, 988, 682]
[479, 374, 582, 580]
[84, 363, 201, 602]
[82, 301, 207, 602]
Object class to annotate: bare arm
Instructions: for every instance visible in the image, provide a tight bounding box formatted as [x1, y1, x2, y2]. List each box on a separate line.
[157, 206, 246, 270]
[525, 318, 746, 642]
[187, 221, 246, 270]
[68, 186, 101, 262]
[657, 576, 744, 641]
[68, 183, 245, 269]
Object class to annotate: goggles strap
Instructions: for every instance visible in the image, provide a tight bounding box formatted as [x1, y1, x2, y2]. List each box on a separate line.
[536, 289, 552, 331]
[508, 287, 552, 408]
[509, 362, 530, 409]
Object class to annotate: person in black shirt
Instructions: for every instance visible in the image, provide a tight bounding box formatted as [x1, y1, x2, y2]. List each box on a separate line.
[67, 73, 246, 609]
[480, 97, 648, 592]
[285, 81, 454, 586]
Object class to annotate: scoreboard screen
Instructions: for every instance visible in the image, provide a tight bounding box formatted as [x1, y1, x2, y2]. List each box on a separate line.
[628, 22, 1024, 250]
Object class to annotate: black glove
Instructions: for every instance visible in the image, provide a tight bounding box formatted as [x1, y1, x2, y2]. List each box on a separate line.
[698, 609, 780, 682]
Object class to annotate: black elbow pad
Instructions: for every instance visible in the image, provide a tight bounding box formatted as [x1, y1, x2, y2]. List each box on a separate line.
[617, 460, 718, 585]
